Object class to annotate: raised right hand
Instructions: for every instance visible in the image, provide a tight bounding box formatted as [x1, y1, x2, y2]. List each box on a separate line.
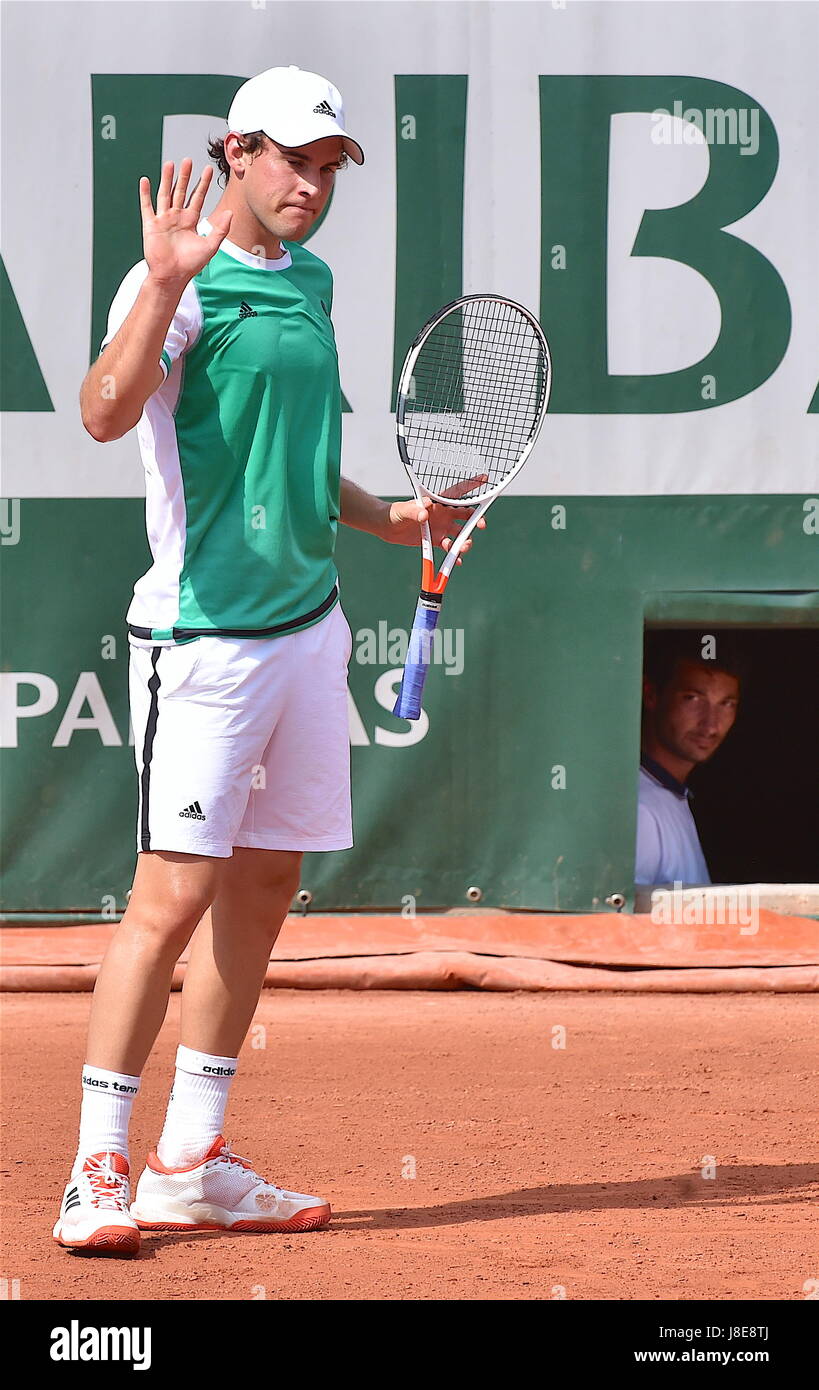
[139, 159, 232, 287]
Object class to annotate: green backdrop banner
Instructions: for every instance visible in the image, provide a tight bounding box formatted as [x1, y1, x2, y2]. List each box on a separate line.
[1, 498, 816, 916]
[1, 2, 817, 914]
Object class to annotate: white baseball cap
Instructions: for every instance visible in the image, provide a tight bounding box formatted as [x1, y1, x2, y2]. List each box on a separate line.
[227, 65, 364, 165]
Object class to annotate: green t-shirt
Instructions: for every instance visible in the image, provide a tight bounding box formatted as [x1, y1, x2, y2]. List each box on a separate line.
[102, 226, 341, 643]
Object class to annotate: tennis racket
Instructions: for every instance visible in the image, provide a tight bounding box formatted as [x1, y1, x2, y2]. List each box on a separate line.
[392, 294, 552, 720]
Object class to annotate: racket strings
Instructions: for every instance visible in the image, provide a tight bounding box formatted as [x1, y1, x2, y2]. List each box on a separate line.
[403, 299, 548, 498]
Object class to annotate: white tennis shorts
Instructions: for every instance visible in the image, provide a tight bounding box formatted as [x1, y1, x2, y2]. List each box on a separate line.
[128, 603, 353, 857]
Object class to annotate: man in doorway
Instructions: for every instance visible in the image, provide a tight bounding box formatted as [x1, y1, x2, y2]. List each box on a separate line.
[636, 632, 742, 886]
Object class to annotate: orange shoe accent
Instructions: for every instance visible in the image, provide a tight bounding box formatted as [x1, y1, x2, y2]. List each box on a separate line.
[147, 1135, 248, 1175]
[86, 1150, 130, 1176]
[54, 1151, 139, 1256]
[230, 1203, 332, 1233]
[56, 1225, 140, 1256]
[136, 1204, 331, 1234]
[135, 1219, 223, 1232]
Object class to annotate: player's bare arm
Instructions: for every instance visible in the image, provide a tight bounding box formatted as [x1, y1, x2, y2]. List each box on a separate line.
[80, 161, 232, 442]
[339, 474, 486, 561]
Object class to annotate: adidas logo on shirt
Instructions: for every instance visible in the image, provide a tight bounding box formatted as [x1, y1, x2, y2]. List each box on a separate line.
[238, 301, 257, 319]
[312, 100, 335, 117]
[179, 801, 206, 821]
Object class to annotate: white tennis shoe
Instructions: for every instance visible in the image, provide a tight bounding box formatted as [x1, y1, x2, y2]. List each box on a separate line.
[130, 1135, 332, 1233]
[53, 1151, 140, 1255]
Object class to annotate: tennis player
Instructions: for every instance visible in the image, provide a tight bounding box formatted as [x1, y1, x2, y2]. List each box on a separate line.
[54, 65, 482, 1255]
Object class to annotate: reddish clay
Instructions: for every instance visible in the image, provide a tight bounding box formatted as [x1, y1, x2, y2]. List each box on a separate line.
[2, 990, 816, 1300]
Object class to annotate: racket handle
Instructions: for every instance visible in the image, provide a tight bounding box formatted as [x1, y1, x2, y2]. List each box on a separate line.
[393, 596, 442, 720]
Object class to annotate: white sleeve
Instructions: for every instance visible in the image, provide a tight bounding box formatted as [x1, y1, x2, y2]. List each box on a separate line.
[99, 261, 201, 380]
[634, 802, 662, 886]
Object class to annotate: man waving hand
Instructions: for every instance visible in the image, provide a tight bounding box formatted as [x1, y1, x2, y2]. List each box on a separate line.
[54, 66, 480, 1255]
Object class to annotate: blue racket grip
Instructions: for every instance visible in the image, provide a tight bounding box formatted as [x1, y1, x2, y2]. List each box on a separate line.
[393, 596, 442, 720]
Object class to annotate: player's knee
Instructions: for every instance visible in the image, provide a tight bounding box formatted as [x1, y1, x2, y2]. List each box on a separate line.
[234, 849, 303, 901]
[138, 906, 206, 955]
[124, 883, 217, 954]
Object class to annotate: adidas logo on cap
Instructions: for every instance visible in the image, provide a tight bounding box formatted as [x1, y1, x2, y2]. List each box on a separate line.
[312, 100, 335, 117]
[179, 801, 206, 821]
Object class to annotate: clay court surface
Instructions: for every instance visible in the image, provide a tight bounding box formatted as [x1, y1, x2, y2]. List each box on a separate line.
[1, 989, 816, 1302]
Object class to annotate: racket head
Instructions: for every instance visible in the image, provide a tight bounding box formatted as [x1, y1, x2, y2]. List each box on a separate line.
[395, 294, 551, 507]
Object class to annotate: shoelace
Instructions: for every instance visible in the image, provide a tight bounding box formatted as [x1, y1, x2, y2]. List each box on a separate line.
[218, 1142, 281, 1192]
[84, 1155, 130, 1211]
[217, 1142, 254, 1172]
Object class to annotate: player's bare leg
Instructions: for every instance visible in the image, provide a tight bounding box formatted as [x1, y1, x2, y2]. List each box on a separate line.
[85, 850, 225, 1075]
[131, 846, 330, 1234]
[54, 851, 224, 1253]
[180, 848, 302, 1056]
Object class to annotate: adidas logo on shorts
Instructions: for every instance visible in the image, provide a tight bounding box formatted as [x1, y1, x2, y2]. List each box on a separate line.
[179, 801, 206, 821]
[312, 100, 335, 117]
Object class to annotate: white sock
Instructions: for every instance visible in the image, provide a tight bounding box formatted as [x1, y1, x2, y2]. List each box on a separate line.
[156, 1045, 239, 1168]
[75, 1064, 141, 1172]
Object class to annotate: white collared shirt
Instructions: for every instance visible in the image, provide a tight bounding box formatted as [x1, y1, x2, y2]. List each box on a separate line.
[635, 764, 711, 886]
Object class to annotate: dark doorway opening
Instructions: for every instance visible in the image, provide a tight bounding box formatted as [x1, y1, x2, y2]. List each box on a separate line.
[646, 628, 818, 884]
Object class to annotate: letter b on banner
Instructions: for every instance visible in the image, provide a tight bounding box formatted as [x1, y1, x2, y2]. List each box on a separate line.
[539, 77, 790, 412]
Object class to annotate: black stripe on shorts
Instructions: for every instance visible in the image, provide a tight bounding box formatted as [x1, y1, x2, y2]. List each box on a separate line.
[139, 649, 162, 852]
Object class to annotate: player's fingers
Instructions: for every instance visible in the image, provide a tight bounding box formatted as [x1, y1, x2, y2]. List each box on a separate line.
[187, 164, 214, 216]
[444, 503, 488, 524]
[397, 496, 430, 525]
[205, 207, 233, 245]
[447, 517, 483, 537]
[138, 176, 154, 221]
[156, 161, 175, 215]
[440, 473, 488, 501]
[172, 158, 194, 210]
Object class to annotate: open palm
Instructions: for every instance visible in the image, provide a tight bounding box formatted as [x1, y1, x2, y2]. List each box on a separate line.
[140, 159, 232, 284]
